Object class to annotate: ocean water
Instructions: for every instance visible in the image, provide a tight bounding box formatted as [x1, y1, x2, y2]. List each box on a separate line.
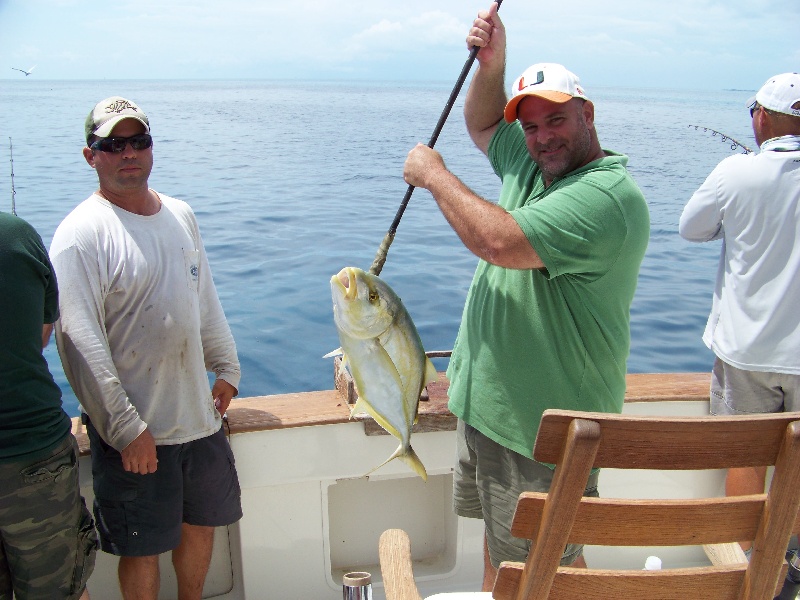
[0, 79, 757, 417]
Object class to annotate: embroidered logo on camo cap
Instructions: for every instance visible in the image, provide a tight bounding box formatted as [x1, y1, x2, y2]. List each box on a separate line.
[85, 96, 150, 143]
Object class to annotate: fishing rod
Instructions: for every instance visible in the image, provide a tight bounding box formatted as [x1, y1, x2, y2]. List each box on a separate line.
[688, 125, 753, 154]
[9, 137, 17, 215]
[369, 0, 505, 276]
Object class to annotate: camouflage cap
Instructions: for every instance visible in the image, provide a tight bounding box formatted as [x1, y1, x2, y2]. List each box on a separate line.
[84, 96, 150, 143]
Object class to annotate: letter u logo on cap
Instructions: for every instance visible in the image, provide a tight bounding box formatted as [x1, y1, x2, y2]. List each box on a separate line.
[518, 71, 545, 91]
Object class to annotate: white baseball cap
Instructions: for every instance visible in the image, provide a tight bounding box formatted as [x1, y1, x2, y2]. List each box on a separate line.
[746, 73, 800, 117]
[504, 63, 589, 123]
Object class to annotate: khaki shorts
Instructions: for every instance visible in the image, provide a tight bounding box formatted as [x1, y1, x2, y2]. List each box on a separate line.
[0, 435, 97, 600]
[454, 419, 599, 567]
[710, 357, 800, 416]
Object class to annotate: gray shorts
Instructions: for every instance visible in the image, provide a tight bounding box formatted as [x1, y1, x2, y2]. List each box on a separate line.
[87, 421, 242, 557]
[453, 419, 599, 568]
[710, 357, 800, 415]
[0, 435, 97, 600]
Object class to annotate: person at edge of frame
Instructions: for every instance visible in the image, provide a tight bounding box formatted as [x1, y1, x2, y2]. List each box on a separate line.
[0, 210, 97, 600]
[680, 72, 800, 559]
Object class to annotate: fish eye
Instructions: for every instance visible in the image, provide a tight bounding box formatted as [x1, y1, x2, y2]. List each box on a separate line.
[368, 291, 379, 303]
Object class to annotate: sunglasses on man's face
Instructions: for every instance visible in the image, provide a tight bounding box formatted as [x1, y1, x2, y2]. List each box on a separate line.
[749, 103, 761, 118]
[91, 133, 153, 153]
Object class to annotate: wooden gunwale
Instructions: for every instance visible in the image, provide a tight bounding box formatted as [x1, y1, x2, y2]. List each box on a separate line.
[70, 371, 710, 456]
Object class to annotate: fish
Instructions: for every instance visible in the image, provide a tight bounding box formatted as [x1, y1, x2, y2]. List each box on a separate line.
[327, 266, 437, 481]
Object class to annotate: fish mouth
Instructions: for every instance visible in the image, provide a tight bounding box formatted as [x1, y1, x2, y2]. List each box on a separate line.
[332, 267, 358, 301]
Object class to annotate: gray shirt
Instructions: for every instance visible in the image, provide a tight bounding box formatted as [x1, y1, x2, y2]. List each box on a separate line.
[50, 193, 240, 450]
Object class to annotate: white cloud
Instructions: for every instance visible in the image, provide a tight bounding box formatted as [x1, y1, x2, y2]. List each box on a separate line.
[0, 0, 795, 87]
[341, 11, 465, 58]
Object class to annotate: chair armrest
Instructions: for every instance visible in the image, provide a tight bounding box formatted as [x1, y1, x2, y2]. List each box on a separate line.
[703, 543, 748, 566]
[379, 529, 424, 600]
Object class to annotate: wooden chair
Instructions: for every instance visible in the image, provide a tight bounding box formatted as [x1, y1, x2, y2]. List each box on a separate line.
[380, 409, 800, 600]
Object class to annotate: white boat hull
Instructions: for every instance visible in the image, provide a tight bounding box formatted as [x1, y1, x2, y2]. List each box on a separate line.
[76, 377, 723, 599]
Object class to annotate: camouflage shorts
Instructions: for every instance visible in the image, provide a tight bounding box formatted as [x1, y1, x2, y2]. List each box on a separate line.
[0, 435, 97, 600]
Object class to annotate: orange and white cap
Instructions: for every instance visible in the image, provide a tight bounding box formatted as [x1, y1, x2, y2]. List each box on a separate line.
[504, 63, 589, 123]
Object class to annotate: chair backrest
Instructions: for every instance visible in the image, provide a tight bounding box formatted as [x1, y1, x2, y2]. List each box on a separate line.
[491, 409, 800, 600]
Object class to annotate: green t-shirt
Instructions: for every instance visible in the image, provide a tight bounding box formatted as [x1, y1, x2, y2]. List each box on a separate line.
[0, 212, 70, 462]
[446, 121, 650, 457]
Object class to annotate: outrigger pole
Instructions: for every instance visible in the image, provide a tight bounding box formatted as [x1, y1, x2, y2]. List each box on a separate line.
[369, 0, 505, 276]
[9, 137, 17, 215]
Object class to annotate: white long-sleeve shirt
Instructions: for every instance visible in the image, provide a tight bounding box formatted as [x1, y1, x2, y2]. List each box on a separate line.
[50, 192, 240, 451]
[679, 137, 800, 374]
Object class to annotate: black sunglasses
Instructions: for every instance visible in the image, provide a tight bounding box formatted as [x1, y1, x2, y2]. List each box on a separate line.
[749, 103, 761, 118]
[91, 133, 153, 153]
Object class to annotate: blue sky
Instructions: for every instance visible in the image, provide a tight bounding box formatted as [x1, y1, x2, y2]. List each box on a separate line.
[1, 0, 797, 90]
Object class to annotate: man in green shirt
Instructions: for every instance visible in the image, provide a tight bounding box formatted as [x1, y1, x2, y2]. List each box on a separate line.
[403, 3, 649, 590]
[0, 212, 97, 599]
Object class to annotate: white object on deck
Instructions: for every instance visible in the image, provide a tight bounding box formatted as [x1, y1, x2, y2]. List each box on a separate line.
[644, 555, 662, 570]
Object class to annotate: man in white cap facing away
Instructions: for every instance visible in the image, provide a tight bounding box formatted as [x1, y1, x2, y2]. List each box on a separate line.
[402, 2, 650, 590]
[50, 96, 243, 599]
[680, 72, 800, 558]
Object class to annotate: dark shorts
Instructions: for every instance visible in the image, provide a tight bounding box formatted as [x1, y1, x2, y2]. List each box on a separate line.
[453, 420, 599, 568]
[0, 435, 97, 600]
[87, 421, 242, 557]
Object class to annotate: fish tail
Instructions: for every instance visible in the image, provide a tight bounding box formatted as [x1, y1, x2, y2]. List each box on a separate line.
[364, 444, 428, 482]
[399, 445, 428, 482]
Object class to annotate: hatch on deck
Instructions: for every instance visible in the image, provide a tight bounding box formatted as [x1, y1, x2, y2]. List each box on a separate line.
[325, 473, 459, 586]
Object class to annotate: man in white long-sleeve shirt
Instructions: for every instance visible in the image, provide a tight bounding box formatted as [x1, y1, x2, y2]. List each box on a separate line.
[679, 73, 800, 557]
[50, 96, 242, 599]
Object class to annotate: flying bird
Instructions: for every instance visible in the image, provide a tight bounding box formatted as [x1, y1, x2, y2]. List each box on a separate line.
[11, 66, 36, 76]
